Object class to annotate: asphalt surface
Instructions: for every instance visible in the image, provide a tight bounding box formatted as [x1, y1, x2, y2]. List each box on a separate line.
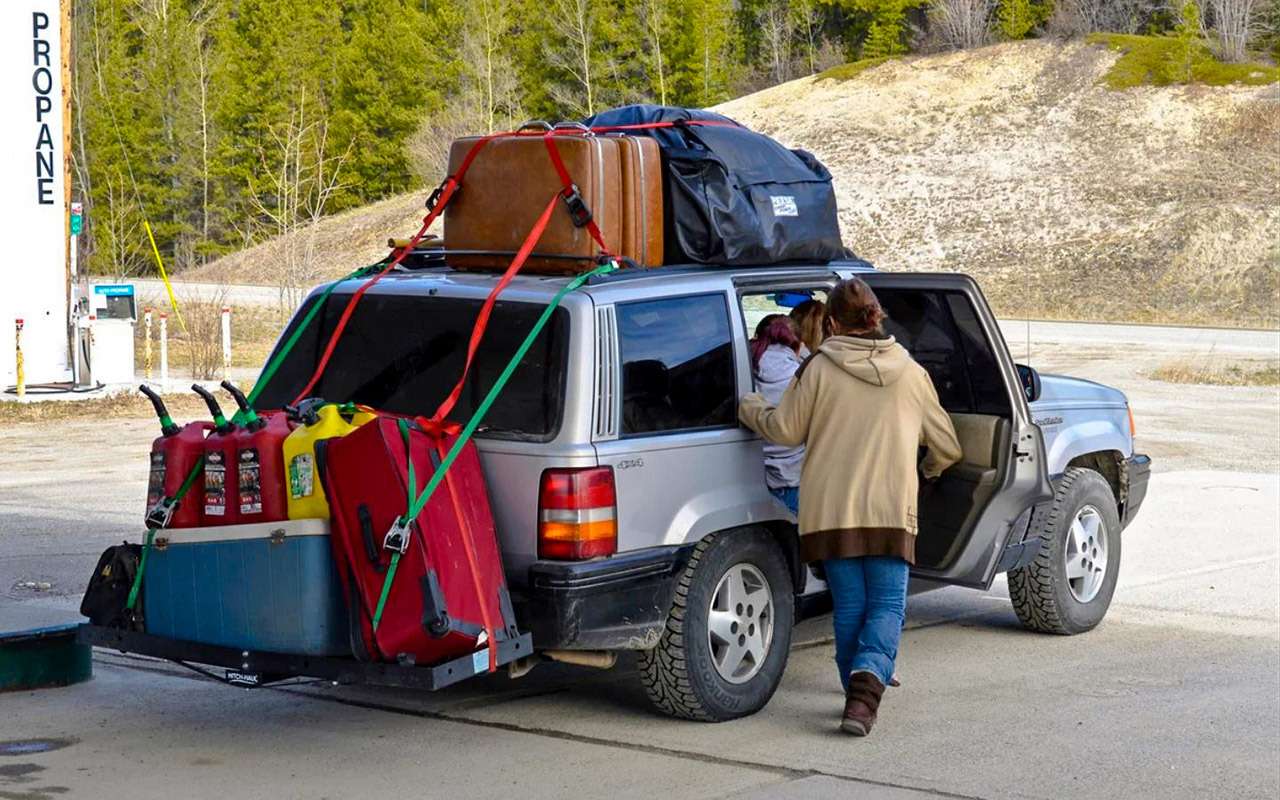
[2, 313, 1277, 799]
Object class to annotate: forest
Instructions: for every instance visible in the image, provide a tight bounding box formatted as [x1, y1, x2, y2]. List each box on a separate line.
[72, 0, 1276, 278]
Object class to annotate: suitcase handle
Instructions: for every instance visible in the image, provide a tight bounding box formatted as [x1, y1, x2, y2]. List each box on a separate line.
[420, 571, 452, 638]
[552, 121, 591, 135]
[357, 505, 387, 573]
[517, 120, 552, 133]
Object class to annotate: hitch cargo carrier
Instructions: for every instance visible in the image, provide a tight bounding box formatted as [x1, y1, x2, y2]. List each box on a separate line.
[77, 624, 532, 691]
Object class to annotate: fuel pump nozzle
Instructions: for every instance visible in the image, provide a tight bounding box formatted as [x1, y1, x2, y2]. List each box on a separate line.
[139, 385, 180, 436]
[191, 384, 234, 434]
[221, 380, 264, 430]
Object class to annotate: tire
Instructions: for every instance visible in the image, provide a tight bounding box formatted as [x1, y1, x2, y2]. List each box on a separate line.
[637, 529, 794, 721]
[1008, 467, 1122, 635]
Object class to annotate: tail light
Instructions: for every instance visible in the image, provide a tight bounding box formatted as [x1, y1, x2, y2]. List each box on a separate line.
[538, 467, 617, 560]
[1127, 405, 1136, 438]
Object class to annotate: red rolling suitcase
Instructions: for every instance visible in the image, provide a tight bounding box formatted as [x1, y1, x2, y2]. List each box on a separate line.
[321, 415, 518, 668]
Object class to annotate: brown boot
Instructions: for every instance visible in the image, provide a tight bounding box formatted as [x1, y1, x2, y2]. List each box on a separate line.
[841, 671, 886, 736]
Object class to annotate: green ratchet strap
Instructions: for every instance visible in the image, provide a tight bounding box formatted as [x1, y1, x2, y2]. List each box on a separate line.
[241, 261, 386, 415]
[370, 260, 618, 631]
[126, 460, 204, 613]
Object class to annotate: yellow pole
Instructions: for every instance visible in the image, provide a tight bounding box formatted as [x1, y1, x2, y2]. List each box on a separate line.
[15, 320, 25, 400]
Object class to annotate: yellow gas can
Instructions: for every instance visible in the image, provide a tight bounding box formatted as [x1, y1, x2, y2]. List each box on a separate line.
[284, 404, 377, 519]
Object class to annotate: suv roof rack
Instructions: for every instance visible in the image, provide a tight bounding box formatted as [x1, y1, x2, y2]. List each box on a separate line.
[389, 242, 876, 283]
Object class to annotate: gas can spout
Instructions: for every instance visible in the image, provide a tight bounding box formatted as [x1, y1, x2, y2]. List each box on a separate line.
[191, 384, 233, 433]
[221, 380, 263, 429]
[139, 385, 180, 436]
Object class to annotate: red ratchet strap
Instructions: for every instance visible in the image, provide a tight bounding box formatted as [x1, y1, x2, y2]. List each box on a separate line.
[436, 439, 500, 671]
[427, 192, 562, 424]
[541, 134, 612, 256]
[583, 119, 740, 134]
[290, 130, 516, 405]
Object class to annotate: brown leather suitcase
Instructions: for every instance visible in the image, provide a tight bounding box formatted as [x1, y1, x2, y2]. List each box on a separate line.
[444, 132, 663, 273]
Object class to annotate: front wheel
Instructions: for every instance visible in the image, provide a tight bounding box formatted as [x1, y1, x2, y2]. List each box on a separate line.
[1008, 468, 1122, 634]
[638, 529, 794, 721]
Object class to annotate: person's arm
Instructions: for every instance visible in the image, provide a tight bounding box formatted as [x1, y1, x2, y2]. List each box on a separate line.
[739, 367, 817, 448]
[918, 373, 962, 479]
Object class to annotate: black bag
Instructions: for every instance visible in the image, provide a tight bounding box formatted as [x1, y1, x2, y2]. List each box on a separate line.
[583, 104, 847, 266]
[80, 543, 143, 629]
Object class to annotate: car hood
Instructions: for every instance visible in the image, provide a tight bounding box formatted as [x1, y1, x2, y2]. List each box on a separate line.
[1033, 373, 1128, 409]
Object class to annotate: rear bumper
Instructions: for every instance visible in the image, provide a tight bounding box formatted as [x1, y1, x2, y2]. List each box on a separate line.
[517, 544, 695, 651]
[1123, 453, 1151, 527]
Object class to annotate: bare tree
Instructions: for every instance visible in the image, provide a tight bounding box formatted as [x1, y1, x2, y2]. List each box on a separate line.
[1048, 0, 1162, 36]
[247, 90, 353, 309]
[638, 0, 671, 104]
[930, 0, 995, 50]
[760, 1, 795, 84]
[547, 0, 598, 117]
[792, 0, 823, 75]
[1205, 0, 1260, 62]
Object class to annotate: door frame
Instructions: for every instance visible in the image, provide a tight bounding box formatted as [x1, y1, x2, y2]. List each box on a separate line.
[851, 271, 1053, 588]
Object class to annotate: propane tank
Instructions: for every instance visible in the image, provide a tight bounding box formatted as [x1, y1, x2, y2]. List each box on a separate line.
[283, 400, 377, 520]
[192, 384, 240, 526]
[140, 385, 209, 529]
[221, 380, 292, 524]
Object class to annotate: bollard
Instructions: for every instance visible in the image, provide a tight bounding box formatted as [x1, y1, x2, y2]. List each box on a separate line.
[159, 313, 169, 391]
[14, 319, 24, 400]
[221, 306, 232, 379]
[144, 308, 153, 381]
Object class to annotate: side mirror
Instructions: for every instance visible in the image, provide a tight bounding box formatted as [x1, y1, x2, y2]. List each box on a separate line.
[1016, 364, 1041, 403]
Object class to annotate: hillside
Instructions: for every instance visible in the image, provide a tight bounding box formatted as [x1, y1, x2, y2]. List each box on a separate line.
[186, 40, 1280, 327]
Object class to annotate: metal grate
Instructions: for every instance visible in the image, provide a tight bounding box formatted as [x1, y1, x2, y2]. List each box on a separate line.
[594, 305, 618, 439]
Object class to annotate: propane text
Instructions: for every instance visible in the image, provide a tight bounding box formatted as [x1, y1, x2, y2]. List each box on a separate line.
[32, 11, 55, 205]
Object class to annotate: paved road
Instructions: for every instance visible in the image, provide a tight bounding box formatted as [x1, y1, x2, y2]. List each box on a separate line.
[2, 430, 1277, 798]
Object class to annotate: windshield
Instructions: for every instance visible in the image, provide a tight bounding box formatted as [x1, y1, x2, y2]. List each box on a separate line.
[252, 292, 569, 440]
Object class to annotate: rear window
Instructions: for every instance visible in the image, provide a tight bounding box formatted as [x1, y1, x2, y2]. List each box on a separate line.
[252, 293, 569, 440]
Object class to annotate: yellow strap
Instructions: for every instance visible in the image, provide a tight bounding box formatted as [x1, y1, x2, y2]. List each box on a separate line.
[144, 219, 187, 334]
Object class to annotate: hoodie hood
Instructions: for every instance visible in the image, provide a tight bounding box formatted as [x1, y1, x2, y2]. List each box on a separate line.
[818, 335, 910, 387]
[756, 344, 804, 385]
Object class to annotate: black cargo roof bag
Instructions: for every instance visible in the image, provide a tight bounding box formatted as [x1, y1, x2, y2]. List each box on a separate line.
[584, 104, 847, 266]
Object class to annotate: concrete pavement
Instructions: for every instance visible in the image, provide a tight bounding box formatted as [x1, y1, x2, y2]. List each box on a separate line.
[2, 470, 1277, 799]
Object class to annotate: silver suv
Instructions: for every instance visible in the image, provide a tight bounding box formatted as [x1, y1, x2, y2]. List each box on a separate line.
[259, 258, 1150, 721]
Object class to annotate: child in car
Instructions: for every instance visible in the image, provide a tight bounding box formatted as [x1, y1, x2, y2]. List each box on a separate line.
[749, 315, 807, 515]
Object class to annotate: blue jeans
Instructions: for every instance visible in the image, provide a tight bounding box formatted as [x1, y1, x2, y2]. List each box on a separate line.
[822, 556, 910, 691]
[769, 486, 799, 515]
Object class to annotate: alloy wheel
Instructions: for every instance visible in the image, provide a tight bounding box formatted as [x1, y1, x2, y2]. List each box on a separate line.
[707, 563, 774, 684]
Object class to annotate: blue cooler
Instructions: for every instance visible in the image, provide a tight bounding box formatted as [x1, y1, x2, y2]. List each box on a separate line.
[144, 519, 350, 656]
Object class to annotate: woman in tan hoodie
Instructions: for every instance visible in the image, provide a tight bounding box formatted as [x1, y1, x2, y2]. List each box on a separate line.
[739, 278, 961, 736]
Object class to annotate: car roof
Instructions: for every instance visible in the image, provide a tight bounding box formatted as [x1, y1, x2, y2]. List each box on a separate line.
[339, 258, 878, 303]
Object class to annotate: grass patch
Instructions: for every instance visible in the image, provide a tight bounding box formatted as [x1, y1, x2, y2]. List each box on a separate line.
[816, 56, 897, 82]
[1148, 361, 1280, 387]
[1, 391, 214, 425]
[1088, 33, 1280, 89]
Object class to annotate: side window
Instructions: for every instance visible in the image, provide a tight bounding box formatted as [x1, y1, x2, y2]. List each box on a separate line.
[877, 289, 1009, 415]
[617, 294, 736, 436]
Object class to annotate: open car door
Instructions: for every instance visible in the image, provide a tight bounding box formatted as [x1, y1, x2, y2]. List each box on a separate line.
[848, 271, 1053, 588]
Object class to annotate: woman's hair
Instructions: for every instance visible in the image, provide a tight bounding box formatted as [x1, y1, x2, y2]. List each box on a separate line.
[826, 278, 886, 335]
[749, 315, 802, 371]
[789, 300, 827, 354]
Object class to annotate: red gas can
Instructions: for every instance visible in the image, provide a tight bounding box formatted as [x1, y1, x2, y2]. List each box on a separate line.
[221, 381, 292, 524]
[140, 386, 209, 529]
[192, 384, 240, 526]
